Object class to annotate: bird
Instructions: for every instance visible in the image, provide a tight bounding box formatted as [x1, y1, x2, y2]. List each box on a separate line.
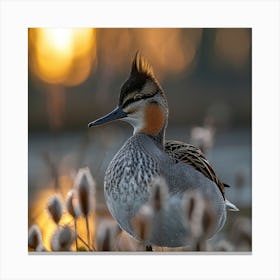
[88, 52, 238, 248]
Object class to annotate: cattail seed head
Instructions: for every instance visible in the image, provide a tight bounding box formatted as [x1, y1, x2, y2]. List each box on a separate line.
[28, 224, 42, 250]
[190, 125, 215, 154]
[51, 226, 75, 251]
[131, 204, 154, 241]
[96, 220, 121, 251]
[65, 190, 79, 219]
[149, 176, 168, 211]
[201, 204, 215, 237]
[46, 195, 63, 224]
[75, 167, 96, 217]
[99, 227, 112, 251]
[182, 190, 215, 240]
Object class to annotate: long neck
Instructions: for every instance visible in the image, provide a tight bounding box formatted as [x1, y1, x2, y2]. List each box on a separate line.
[149, 125, 167, 146]
[136, 103, 168, 146]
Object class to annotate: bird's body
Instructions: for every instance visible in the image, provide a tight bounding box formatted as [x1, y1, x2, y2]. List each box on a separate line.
[88, 52, 237, 248]
[104, 134, 226, 247]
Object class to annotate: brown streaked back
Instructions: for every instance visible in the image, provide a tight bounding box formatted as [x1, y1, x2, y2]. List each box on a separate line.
[164, 140, 225, 199]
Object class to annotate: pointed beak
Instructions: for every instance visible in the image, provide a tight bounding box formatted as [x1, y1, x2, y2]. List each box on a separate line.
[88, 106, 127, 128]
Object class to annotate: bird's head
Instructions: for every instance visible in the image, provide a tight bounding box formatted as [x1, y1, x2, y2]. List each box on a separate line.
[88, 52, 168, 143]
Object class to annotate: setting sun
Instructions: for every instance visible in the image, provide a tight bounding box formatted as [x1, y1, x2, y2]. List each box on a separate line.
[29, 28, 96, 86]
[42, 29, 74, 53]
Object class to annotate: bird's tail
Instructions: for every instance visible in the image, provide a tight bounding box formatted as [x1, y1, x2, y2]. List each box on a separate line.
[225, 199, 239, 211]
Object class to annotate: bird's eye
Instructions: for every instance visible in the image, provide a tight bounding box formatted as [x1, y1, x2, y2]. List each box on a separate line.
[149, 100, 158, 105]
[134, 93, 142, 100]
[122, 98, 135, 109]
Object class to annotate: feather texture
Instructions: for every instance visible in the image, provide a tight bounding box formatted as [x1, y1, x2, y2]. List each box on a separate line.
[131, 51, 155, 78]
[164, 140, 225, 199]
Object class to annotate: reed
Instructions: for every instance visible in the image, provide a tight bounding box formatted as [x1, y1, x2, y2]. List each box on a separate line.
[65, 190, 79, 250]
[75, 167, 96, 249]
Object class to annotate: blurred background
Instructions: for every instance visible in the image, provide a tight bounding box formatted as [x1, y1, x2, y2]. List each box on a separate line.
[28, 28, 251, 251]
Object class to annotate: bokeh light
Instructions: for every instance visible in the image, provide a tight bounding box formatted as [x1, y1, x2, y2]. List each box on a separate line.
[28, 28, 252, 252]
[29, 28, 96, 86]
[215, 28, 251, 68]
[134, 28, 202, 78]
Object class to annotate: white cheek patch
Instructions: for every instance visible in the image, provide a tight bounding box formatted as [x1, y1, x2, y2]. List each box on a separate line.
[123, 111, 144, 134]
[123, 98, 143, 114]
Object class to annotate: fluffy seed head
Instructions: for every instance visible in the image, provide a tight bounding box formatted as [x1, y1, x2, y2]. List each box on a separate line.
[46, 195, 63, 224]
[190, 125, 215, 153]
[28, 224, 42, 250]
[131, 204, 154, 241]
[65, 190, 79, 219]
[182, 190, 215, 240]
[96, 220, 122, 251]
[51, 226, 75, 251]
[75, 167, 96, 217]
[149, 176, 168, 211]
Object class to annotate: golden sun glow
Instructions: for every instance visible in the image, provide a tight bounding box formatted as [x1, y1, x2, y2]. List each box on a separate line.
[30, 28, 96, 86]
[29, 175, 96, 251]
[43, 29, 74, 53]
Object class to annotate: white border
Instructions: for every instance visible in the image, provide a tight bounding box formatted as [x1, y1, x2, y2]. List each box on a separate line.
[1, 1, 279, 280]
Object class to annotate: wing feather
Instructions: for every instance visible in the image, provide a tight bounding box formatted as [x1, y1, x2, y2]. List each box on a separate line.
[165, 140, 225, 199]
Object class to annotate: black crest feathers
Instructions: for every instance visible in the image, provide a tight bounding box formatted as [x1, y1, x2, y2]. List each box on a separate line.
[119, 52, 163, 107]
[130, 51, 155, 78]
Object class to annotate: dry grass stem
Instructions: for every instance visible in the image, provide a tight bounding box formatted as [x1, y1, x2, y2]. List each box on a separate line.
[75, 167, 96, 250]
[85, 215, 90, 248]
[65, 190, 79, 250]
